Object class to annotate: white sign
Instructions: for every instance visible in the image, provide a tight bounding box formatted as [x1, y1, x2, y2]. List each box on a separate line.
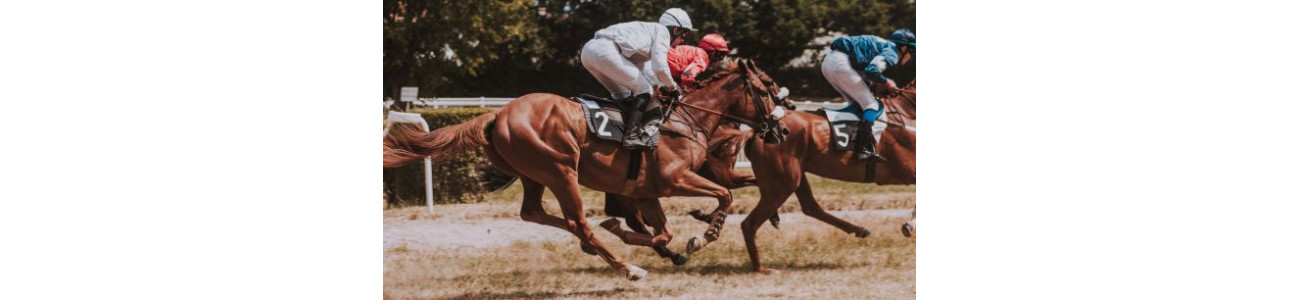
[400, 87, 418, 102]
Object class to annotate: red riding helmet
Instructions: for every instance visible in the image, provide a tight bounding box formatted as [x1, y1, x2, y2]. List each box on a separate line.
[699, 33, 729, 53]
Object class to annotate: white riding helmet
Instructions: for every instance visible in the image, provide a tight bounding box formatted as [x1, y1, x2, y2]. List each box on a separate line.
[659, 8, 696, 31]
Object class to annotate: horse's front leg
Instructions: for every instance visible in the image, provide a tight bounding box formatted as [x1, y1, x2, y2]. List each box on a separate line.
[664, 171, 732, 254]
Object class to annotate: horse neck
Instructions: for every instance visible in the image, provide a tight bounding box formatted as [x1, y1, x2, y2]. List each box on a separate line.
[882, 96, 916, 123]
[677, 73, 745, 136]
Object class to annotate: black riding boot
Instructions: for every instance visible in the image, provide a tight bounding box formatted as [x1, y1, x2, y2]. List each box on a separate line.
[622, 93, 655, 150]
[853, 121, 886, 161]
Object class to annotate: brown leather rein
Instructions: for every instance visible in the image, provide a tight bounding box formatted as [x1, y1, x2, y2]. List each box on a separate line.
[674, 100, 761, 129]
[671, 71, 779, 130]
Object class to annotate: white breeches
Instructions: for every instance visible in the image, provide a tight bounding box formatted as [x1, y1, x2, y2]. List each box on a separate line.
[821, 50, 880, 112]
[581, 38, 653, 99]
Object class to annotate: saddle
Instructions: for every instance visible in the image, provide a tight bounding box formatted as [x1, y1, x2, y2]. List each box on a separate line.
[570, 94, 663, 147]
[815, 101, 886, 151]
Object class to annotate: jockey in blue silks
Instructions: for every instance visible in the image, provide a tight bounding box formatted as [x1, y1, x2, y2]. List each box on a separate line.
[821, 28, 915, 160]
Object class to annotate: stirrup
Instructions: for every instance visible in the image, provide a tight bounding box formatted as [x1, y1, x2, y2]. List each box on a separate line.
[855, 151, 887, 162]
[854, 139, 887, 161]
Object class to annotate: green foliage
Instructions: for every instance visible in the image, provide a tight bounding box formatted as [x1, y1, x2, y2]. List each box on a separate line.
[384, 0, 544, 97]
[383, 0, 915, 101]
[383, 107, 495, 206]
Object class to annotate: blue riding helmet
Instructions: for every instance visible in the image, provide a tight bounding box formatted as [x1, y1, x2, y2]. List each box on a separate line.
[889, 29, 915, 47]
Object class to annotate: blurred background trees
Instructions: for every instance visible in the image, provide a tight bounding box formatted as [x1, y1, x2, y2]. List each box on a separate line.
[384, 0, 914, 100]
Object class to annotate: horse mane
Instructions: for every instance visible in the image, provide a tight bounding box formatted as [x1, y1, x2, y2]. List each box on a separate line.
[696, 57, 747, 85]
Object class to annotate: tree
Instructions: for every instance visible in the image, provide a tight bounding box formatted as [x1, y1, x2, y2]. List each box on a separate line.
[383, 0, 542, 97]
[383, 0, 915, 99]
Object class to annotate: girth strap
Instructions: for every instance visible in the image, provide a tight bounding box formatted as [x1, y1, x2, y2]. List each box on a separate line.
[866, 158, 877, 183]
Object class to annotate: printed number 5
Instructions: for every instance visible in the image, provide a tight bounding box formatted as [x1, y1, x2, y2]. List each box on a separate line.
[594, 112, 613, 136]
[833, 124, 849, 147]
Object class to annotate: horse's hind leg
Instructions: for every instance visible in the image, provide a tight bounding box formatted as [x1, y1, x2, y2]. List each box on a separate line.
[794, 174, 871, 237]
[518, 178, 573, 230]
[519, 177, 601, 255]
[549, 178, 645, 280]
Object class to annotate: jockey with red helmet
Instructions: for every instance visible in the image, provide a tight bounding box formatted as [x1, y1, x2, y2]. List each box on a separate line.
[666, 33, 730, 89]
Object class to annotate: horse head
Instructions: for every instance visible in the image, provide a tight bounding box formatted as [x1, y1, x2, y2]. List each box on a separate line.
[733, 58, 792, 144]
[684, 58, 791, 144]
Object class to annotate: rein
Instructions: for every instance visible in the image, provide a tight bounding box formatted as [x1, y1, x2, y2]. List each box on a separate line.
[877, 81, 916, 132]
[673, 70, 772, 129]
[675, 99, 760, 128]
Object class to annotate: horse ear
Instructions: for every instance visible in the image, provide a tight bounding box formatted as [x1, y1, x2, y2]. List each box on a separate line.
[738, 59, 755, 76]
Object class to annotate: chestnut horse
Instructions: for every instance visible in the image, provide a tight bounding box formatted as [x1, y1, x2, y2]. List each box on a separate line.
[612, 53, 917, 269]
[383, 59, 788, 281]
[736, 85, 916, 274]
[600, 124, 757, 265]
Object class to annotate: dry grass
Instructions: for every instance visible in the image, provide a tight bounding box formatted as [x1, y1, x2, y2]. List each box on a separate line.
[385, 213, 915, 299]
[384, 172, 915, 299]
[386, 173, 915, 221]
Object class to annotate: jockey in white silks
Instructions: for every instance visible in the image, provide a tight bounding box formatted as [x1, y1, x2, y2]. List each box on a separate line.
[820, 28, 915, 160]
[580, 8, 695, 150]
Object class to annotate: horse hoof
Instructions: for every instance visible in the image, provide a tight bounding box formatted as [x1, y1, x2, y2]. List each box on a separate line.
[671, 254, 690, 266]
[599, 218, 621, 232]
[756, 267, 779, 275]
[626, 265, 648, 281]
[855, 228, 871, 238]
[901, 223, 914, 237]
[685, 235, 707, 254]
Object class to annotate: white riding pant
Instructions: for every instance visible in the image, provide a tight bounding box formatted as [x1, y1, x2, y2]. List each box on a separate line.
[581, 38, 654, 100]
[821, 50, 880, 112]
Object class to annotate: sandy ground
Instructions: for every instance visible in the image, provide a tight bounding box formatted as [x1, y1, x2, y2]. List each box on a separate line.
[385, 204, 915, 299]
[384, 177, 915, 299]
[384, 208, 911, 252]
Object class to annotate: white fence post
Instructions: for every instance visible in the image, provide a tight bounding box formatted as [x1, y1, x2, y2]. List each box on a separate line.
[383, 112, 437, 214]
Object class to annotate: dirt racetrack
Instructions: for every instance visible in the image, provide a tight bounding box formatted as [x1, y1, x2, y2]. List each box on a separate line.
[384, 175, 915, 299]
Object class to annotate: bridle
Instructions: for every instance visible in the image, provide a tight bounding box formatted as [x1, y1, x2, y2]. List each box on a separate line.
[671, 60, 790, 143]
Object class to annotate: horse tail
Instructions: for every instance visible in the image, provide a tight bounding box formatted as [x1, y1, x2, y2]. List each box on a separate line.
[383, 112, 496, 167]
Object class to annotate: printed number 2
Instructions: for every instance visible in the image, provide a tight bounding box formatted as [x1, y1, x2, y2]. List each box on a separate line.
[833, 124, 850, 148]
[594, 112, 613, 136]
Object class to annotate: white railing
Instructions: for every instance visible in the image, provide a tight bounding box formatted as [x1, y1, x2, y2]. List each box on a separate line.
[388, 97, 851, 169]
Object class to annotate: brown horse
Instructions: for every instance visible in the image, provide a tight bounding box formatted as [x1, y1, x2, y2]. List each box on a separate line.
[600, 124, 757, 265]
[610, 53, 917, 268]
[611, 86, 915, 270]
[736, 86, 916, 274]
[598, 59, 793, 265]
[383, 59, 788, 281]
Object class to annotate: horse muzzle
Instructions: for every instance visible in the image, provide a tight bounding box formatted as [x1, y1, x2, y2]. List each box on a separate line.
[758, 118, 789, 144]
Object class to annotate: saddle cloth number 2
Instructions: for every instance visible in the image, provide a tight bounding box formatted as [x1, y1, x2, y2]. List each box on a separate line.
[594, 111, 613, 137]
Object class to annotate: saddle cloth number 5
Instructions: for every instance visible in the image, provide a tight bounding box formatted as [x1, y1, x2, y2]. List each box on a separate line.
[832, 124, 850, 148]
